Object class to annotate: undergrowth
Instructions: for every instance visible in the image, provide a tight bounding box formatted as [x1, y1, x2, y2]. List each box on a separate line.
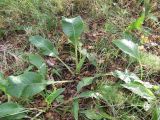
[0, 0, 160, 120]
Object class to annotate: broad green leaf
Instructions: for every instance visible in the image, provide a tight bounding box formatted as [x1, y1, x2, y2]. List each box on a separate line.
[29, 35, 58, 57]
[28, 54, 47, 75]
[29, 35, 73, 75]
[45, 88, 65, 105]
[113, 70, 154, 89]
[0, 102, 26, 120]
[113, 39, 140, 59]
[62, 16, 84, 44]
[127, 13, 145, 31]
[152, 106, 160, 120]
[6, 72, 46, 98]
[73, 99, 79, 120]
[122, 82, 156, 101]
[77, 77, 94, 92]
[83, 109, 112, 120]
[112, 70, 140, 83]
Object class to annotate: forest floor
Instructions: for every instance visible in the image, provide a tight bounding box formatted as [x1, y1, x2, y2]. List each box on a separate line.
[0, 0, 160, 120]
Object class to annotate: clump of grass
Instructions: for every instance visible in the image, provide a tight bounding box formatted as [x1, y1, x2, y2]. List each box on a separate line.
[67, 0, 114, 18]
[140, 52, 160, 71]
[0, 0, 64, 33]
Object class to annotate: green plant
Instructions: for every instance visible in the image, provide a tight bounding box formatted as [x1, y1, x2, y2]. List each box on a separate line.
[126, 13, 145, 32]
[28, 54, 47, 76]
[73, 99, 79, 120]
[113, 70, 160, 119]
[152, 105, 160, 120]
[6, 72, 46, 98]
[29, 35, 74, 74]
[112, 39, 144, 79]
[77, 77, 94, 93]
[0, 54, 51, 99]
[29, 16, 95, 75]
[0, 102, 27, 120]
[62, 16, 97, 74]
[45, 88, 65, 106]
[62, 16, 85, 74]
[0, 59, 44, 100]
[0, 52, 71, 119]
[72, 74, 115, 120]
[113, 70, 158, 101]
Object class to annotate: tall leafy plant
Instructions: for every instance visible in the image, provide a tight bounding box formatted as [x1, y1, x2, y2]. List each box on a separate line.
[62, 16, 85, 73]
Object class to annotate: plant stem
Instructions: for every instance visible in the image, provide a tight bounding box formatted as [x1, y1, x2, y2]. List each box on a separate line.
[75, 43, 78, 73]
[56, 56, 74, 75]
[7, 95, 11, 102]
